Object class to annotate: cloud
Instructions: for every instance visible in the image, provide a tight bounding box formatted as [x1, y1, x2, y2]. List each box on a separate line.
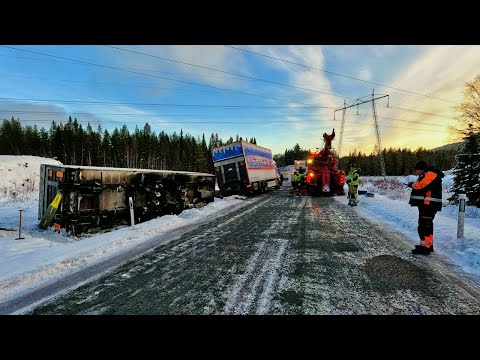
[284, 46, 340, 151]
[0, 101, 69, 129]
[0, 100, 182, 136]
[101, 45, 249, 91]
[378, 45, 480, 151]
[357, 66, 372, 82]
[6, 45, 478, 160]
[316, 45, 480, 157]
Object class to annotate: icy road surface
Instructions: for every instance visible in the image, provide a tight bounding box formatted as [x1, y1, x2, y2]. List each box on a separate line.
[26, 189, 480, 315]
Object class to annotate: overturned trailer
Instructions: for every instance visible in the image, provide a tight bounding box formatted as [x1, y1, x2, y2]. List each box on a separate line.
[38, 164, 215, 235]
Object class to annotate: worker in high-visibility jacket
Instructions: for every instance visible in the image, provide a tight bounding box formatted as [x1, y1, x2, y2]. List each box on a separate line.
[407, 161, 444, 255]
[292, 171, 300, 188]
[298, 167, 306, 186]
[346, 163, 360, 206]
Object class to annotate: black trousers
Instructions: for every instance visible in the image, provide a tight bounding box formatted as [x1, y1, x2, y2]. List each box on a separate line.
[418, 204, 437, 244]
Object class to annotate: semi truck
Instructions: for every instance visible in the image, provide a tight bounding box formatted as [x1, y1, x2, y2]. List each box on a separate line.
[211, 141, 281, 194]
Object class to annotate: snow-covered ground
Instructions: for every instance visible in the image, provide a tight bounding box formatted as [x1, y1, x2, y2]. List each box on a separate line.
[339, 175, 480, 283]
[0, 155, 479, 307]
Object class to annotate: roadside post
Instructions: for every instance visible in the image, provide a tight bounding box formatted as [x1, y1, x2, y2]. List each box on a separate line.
[457, 194, 466, 238]
[129, 197, 135, 227]
[15, 209, 25, 240]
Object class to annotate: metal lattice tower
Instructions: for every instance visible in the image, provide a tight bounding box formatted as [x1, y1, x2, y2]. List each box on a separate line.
[334, 90, 389, 175]
[371, 89, 386, 176]
[337, 99, 346, 159]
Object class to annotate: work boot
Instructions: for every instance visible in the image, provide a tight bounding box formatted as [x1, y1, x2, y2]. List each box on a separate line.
[412, 246, 431, 255]
[415, 244, 434, 252]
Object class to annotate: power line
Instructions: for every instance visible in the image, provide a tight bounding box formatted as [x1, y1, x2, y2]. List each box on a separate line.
[0, 51, 242, 81]
[0, 97, 325, 109]
[0, 95, 456, 127]
[388, 105, 455, 119]
[0, 46, 318, 108]
[1, 110, 327, 117]
[225, 45, 460, 105]
[0, 73, 219, 93]
[0, 46, 459, 121]
[0, 108, 449, 128]
[367, 114, 446, 128]
[337, 102, 455, 122]
[104, 45, 353, 100]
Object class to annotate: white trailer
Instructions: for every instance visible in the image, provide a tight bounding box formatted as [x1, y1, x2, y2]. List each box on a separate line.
[212, 141, 281, 193]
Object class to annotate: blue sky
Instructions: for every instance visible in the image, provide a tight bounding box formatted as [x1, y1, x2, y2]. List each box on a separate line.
[0, 45, 478, 157]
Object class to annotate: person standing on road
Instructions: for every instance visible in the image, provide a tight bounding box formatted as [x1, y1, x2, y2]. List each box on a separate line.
[346, 163, 360, 206]
[298, 167, 306, 187]
[408, 161, 445, 255]
[292, 171, 299, 188]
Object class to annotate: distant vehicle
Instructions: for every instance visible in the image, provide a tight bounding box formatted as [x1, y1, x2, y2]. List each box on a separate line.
[285, 160, 308, 185]
[279, 166, 290, 183]
[294, 160, 307, 170]
[281, 165, 296, 184]
[211, 141, 281, 194]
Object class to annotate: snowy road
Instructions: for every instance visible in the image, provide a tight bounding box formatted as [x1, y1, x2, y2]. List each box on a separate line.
[25, 189, 480, 314]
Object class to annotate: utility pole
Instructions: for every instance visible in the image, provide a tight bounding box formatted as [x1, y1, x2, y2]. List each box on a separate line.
[334, 90, 389, 175]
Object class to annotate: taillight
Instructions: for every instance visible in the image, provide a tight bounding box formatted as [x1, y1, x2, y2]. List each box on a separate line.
[308, 172, 315, 178]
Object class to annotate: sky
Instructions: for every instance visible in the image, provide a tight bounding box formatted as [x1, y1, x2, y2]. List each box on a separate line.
[0, 155, 479, 313]
[0, 45, 477, 157]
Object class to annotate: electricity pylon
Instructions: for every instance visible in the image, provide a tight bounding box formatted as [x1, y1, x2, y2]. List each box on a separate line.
[334, 90, 389, 176]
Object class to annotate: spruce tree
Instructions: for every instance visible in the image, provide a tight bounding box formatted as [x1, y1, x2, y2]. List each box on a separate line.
[451, 73, 480, 207]
[451, 125, 480, 207]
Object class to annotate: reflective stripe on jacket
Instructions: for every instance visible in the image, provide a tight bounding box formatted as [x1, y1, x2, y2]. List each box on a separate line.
[409, 168, 444, 211]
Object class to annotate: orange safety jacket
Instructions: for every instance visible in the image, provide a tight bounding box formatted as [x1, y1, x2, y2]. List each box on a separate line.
[409, 166, 444, 211]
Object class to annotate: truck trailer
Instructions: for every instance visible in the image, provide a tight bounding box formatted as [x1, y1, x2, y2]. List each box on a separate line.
[211, 141, 281, 194]
[38, 164, 215, 235]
